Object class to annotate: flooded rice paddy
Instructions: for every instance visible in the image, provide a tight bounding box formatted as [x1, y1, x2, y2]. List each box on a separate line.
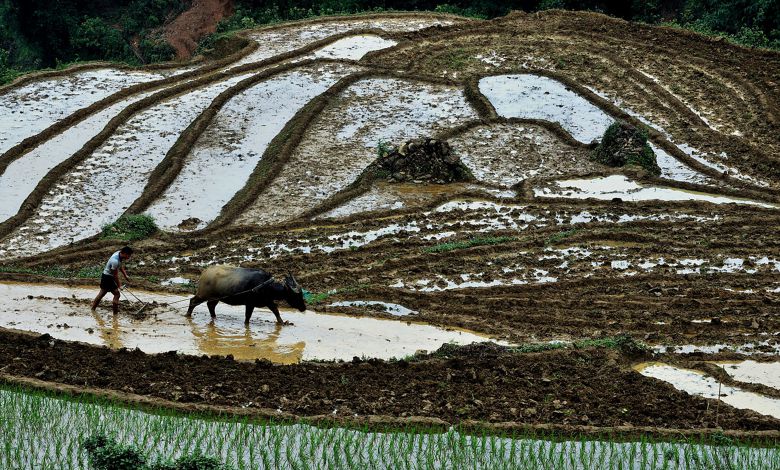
[535, 175, 777, 208]
[479, 74, 614, 144]
[0, 68, 167, 154]
[634, 363, 780, 419]
[0, 282, 501, 363]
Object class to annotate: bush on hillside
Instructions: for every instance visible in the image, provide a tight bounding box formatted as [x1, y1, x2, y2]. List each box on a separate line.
[591, 122, 661, 175]
[101, 214, 158, 241]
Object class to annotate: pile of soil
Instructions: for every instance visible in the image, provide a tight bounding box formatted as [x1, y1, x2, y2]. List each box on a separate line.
[591, 122, 661, 175]
[372, 138, 474, 184]
[163, 0, 234, 60]
[1, 329, 777, 431]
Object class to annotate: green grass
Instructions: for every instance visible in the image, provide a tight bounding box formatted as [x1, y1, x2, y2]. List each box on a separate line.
[1, 385, 778, 469]
[545, 229, 579, 245]
[304, 284, 368, 305]
[101, 214, 158, 241]
[425, 236, 517, 253]
[0, 264, 102, 278]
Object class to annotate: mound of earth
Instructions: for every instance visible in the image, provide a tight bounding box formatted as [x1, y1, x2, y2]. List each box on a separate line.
[371, 138, 474, 184]
[163, 0, 234, 60]
[591, 122, 661, 175]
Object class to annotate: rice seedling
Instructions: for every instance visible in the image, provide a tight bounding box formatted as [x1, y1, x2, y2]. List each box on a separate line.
[1, 385, 778, 469]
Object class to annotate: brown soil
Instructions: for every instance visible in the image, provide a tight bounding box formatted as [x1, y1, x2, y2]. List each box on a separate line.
[1, 329, 777, 432]
[164, 0, 234, 60]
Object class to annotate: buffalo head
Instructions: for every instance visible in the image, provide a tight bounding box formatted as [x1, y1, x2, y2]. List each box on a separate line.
[284, 274, 306, 312]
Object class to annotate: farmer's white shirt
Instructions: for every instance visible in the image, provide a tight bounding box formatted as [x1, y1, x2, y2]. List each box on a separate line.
[102, 251, 122, 276]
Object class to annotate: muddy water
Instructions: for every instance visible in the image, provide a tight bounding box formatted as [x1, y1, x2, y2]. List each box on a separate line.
[535, 175, 777, 208]
[0, 72, 257, 259]
[479, 74, 614, 144]
[0, 282, 500, 363]
[0, 68, 167, 154]
[309, 35, 397, 60]
[634, 362, 780, 419]
[235, 78, 477, 227]
[145, 63, 360, 231]
[449, 123, 600, 187]
[714, 361, 780, 390]
[0, 88, 160, 224]
[235, 17, 456, 68]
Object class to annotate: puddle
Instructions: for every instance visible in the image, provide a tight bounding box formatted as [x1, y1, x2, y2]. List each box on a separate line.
[0, 282, 499, 363]
[0, 89, 162, 224]
[479, 74, 614, 144]
[0, 72, 257, 258]
[146, 64, 358, 231]
[234, 17, 455, 68]
[650, 144, 716, 186]
[713, 361, 780, 390]
[634, 362, 780, 419]
[535, 175, 776, 208]
[160, 277, 191, 286]
[309, 35, 397, 60]
[328, 300, 418, 316]
[0, 68, 166, 154]
[235, 78, 476, 227]
[677, 144, 769, 188]
[654, 342, 780, 355]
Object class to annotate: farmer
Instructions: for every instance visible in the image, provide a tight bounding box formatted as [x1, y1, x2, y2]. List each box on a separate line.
[91, 246, 133, 314]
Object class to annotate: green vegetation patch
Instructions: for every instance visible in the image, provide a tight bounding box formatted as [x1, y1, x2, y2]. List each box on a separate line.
[591, 122, 661, 176]
[304, 284, 369, 305]
[0, 264, 102, 278]
[85, 434, 229, 470]
[425, 235, 517, 253]
[545, 229, 579, 246]
[101, 214, 158, 241]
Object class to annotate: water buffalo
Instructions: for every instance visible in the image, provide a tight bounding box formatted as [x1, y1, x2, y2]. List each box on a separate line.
[186, 265, 305, 324]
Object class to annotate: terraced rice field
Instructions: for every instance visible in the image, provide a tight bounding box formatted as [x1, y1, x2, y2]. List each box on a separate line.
[0, 10, 778, 467]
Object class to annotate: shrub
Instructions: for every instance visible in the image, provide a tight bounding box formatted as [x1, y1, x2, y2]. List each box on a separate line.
[139, 34, 176, 63]
[591, 122, 661, 175]
[101, 214, 158, 241]
[84, 434, 232, 470]
[72, 17, 130, 62]
[83, 435, 147, 470]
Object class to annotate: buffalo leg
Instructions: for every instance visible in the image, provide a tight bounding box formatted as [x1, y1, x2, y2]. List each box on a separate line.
[268, 303, 283, 324]
[206, 300, 219, 318]
[186, 296, 205, 316]
[245, 305, 255, 324]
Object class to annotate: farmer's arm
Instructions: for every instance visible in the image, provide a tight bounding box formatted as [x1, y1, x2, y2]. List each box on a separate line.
[121, 265, 131, 282]
[113, 269, 122, 290]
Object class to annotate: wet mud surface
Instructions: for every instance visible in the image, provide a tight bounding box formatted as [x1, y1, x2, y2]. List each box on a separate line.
[2, 330, 778, 430]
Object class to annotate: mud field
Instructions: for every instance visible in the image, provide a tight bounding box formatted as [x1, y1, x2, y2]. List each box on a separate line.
[1, 11, 779, 437]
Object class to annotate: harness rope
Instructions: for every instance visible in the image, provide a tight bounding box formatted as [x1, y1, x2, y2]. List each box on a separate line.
[155, 277, 277, 307]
